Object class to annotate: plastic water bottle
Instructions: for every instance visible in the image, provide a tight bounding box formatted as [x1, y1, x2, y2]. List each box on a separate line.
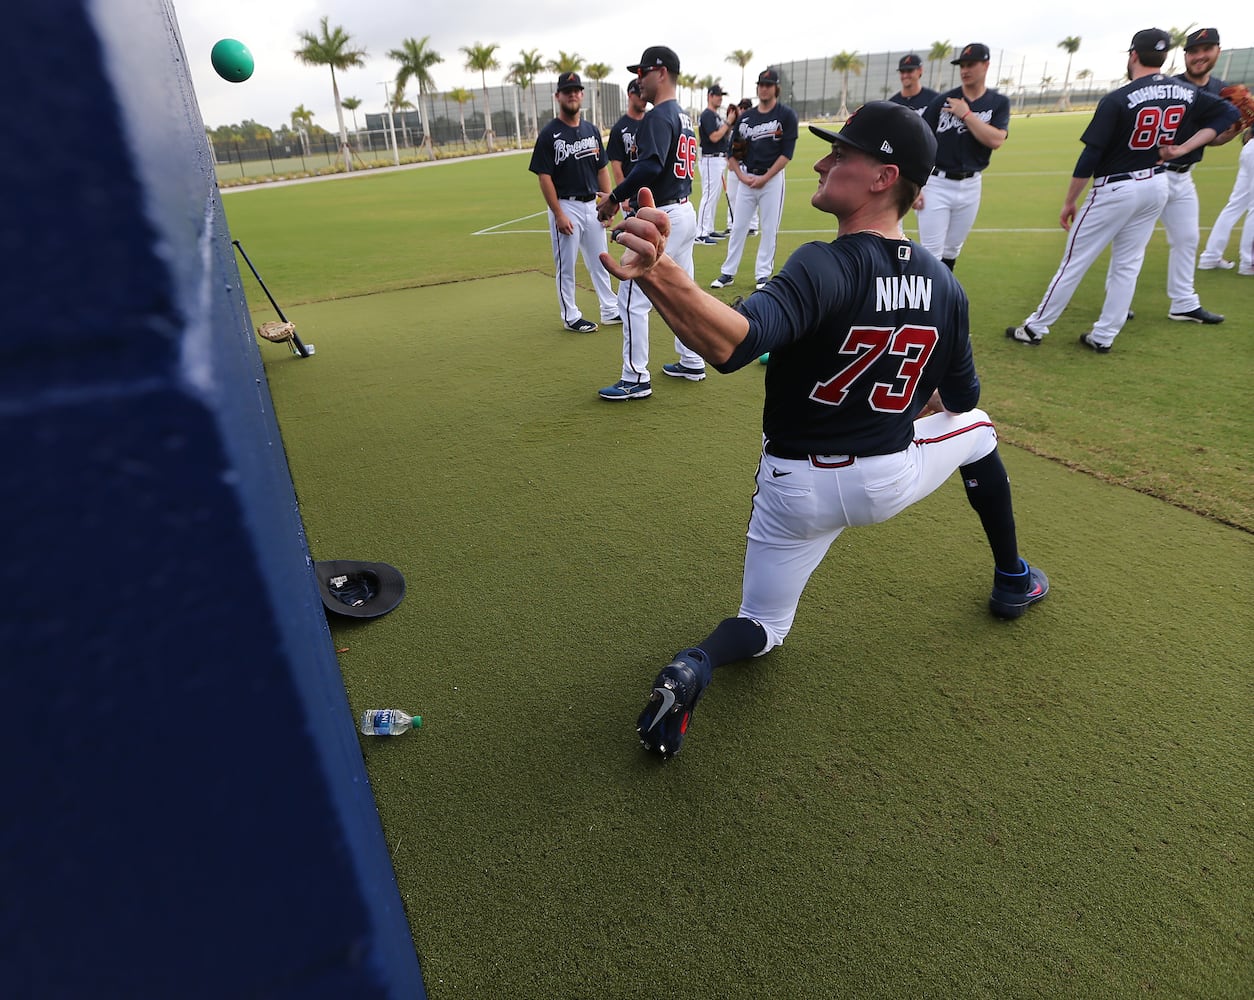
[360, 709, 422, 736]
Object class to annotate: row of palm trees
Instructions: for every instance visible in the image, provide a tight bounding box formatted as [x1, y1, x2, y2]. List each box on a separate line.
[292, 25, 1203, 171]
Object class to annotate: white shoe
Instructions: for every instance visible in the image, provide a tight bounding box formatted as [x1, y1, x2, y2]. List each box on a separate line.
[1198, 258, 1235, 270]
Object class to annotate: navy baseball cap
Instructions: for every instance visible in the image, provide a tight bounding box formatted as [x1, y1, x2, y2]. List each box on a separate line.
[556, 71, 583, 92]
[757, 67, 781, 85]
[1184, 27, 1220, 49]
[951, 43, 990, 64]
[1129, 29, 1172, 55]
[627, 78, 642, 95]
[628, 45, 680, 75]
[898, 54, 923, 71]
[708, 84, 726, 95]
[809, 101, 937, 187]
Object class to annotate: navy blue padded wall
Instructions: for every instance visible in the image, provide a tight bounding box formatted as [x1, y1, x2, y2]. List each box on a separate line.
[0, 3, 424, 995]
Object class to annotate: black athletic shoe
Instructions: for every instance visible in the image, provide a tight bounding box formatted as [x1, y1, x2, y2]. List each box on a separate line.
[637, 651, 708, 758]
[1078, 332, 1111, 353]
[989, 560, 1049, 619]
[1006, 324, 1042, 345]
[565, 318, 599, 333]
[1168, 306, 1224, 324]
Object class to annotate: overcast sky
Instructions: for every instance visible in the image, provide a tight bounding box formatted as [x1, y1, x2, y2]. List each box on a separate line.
[175, 1, 1250, 131]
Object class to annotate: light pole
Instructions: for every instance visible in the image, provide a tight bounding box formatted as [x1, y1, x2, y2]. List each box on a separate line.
[379, 81, 400, 166]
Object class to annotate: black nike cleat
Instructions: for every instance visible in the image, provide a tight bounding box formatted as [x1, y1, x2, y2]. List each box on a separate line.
[637, 650, 709, 758]
[989, 560, 1049, 619]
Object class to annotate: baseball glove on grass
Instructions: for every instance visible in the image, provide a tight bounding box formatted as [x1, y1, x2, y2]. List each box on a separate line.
[257, 320, 296, 343]
[1220, 84, 1254, 132]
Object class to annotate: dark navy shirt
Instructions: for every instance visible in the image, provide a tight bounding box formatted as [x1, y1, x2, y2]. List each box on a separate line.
[723, 234, 979, 457]
[1171, 73, 1228, 166]
[732, 102, 799, 173]
[610, 99, 696, 206]
[699, 108, 726, 156]
[607, 113, 643, 175]
[923, 88, 1011, 172]
[889, 88, 939, 115]
[529, 117, 607, 198]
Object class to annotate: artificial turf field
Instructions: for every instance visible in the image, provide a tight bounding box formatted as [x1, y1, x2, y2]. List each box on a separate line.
[224, 113, 1252, 998]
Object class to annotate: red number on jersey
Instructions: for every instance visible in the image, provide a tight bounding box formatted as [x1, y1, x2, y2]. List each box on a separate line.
[1129, 104, 1186, 150]
[810, 324, 939, 413]
[673, 134, 698, 179]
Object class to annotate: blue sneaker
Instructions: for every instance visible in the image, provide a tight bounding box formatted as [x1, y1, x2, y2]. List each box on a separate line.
[710, 274, 735, 289]
[989, 560, 1049, 619]
[695, 235, 719, 245]
[637, 650, 710, 758]
[598, 379, 652, 401]
[662, 362, 706, 381]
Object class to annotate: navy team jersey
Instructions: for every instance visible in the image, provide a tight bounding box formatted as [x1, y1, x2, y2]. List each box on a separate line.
[609, 99, 697, 206]
[699, 108, 725, 155]
[722, 234, 979, 457]
[733, 103, 800, 173]
[1078, 75, 1238, 177]
[529, 117, 607, 199]
[1170, 74, 1228, 167]
[923, 88, 1011, 172]
[889, 88, 939, 115]
[607, 113, 643, 176]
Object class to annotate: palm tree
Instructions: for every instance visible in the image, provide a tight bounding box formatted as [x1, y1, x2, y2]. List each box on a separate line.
[830, 51, 864, 118]
[448, 87, 474, 145]
[511, 49, 545, 138]
[294, 16, 366, 172]
[461, 42, 501, 151]
[290, 105, 315, 155]
[341, 96, 362, 135]
[1076, 68, 1093, 102]
[928, 40, 952, 93]
[1058, 36, 1081, 109]
[678, 73, 698, 116]
[1166, 25, 1196, 75]
[583, 61, 612, 127]
[389, 36, 443, 160]
[389, 83, 415, 147]
[726, 49, 753, 101]
[547, 51, 583, 75]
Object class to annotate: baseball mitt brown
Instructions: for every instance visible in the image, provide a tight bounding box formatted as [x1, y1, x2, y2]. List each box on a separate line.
[1220, 84, 1254, 132]
[257, 320, 296, 343]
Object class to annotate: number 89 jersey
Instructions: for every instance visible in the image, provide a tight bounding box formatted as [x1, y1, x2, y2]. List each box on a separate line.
[636, 98, 697, 204]
[1083, 73, 1224, 177]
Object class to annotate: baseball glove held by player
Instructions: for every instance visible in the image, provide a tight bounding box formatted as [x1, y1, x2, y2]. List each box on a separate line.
[1221, 84, 1254, 131]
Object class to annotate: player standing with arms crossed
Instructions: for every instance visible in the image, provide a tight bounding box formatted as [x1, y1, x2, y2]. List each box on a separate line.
[604, 102, 1048, 758]
[711, 68, 798, 291]
[889, 53, 938, 115]
[529, 71, 619, 333]
[696, 84, 731, 245]
[1006, 29, 1237, 353]
[595, 45, 701, 397]
[1157, 27, 1235, 322]
[917, 43, 1010, 270]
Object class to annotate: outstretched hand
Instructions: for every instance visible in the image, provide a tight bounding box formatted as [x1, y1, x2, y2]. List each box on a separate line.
[599, 188, 672, 281]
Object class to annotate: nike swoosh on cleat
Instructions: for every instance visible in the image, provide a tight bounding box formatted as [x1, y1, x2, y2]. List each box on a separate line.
[647, 687, 676, 730]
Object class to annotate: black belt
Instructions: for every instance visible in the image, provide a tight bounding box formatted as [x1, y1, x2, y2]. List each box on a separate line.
[1164, 162, 1193, 174]
[931, 167, 978, 180]
[1096, 165, 1164, 185]
[746, 168, 768, 175]
[566, 194, 596, 202]
[764, 444, 855, 467]
[657, 197, 689, 206]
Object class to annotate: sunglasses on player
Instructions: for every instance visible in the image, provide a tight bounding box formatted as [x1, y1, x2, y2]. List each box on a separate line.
[635, 65, 665, 78]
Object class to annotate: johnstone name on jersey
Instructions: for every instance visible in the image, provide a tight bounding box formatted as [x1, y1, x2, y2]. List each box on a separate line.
[1125, 83, 1196, 107]
[875, 274, 933, 312]
[554, 135, 601, 164]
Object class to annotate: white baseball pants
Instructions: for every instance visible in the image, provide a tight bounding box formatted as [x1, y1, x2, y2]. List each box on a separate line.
[1022, 172, 1168, 347]
[739, 410, 999, 652]
[1200, 139, 1254, 272]
[915, 173, 983, 261]
[1161, 169, 1202, 314]
[548, 197, 618, 326]
[616, 201, 700, 381]
[720, 171, 785, 282]
[697, 155, 727, 237]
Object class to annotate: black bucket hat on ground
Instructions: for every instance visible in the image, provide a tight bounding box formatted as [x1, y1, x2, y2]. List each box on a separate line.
[315, 560, 406, 618]
[809, 101, 937, 187]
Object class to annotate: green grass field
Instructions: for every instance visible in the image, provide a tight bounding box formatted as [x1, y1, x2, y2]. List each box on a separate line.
[224, 113, 1252, 999]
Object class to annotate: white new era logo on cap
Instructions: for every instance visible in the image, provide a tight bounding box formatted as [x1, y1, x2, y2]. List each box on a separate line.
[880, 140, 894, 154]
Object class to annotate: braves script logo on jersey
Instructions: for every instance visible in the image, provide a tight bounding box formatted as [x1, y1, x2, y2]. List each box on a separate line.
[936, 109, 993, 133]
[1124, 82, 1196, 107]
[553, 135, 601, 164]
[742, 119, 785, 141]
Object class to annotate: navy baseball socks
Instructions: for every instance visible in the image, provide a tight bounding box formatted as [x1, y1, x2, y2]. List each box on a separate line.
[637, 617, 768, 758]
[960, 450, 1049, 619]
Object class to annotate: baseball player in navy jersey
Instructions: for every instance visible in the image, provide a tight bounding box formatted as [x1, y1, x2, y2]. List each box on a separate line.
[1157, 27, 1237, 322]
[889, 53, 939, 115]
[917, 43, 1010, 270]
[711, 68, 799, 291]
[529, 71, 620, 333]
[1006, 29, 1238, 354]
[696, 85, 731, 244]
[594, 45, 700, 398]
[603, 102, 1048, 758]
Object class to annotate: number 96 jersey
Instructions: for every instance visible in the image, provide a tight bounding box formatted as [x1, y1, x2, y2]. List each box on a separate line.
[635, 98, 698, 204]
